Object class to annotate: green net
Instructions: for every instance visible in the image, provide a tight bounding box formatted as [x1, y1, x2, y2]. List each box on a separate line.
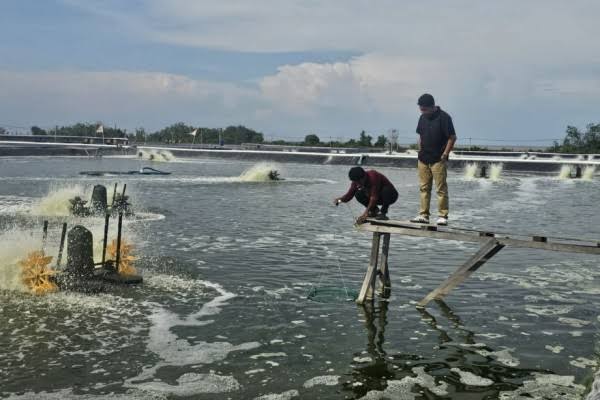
[306, 286, 358, 303]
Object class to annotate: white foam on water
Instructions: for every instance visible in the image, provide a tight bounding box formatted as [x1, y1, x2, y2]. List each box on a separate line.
[0, 195, 32, 214]
[525, 305, 574, 316]
[250, 352, 287, 359]
[126, 280, 260, 387]
[499, 373, 584, 399]
[253, 389, 300, 400]
[545, 345, 564, 354]
[557, 317, 591, 328]
[450, 368, 494, 386]
[303, 375, 340, 388]
[570, 357, 597, 369]
[131, 372, 240, 396]
[359, 367, 448, 399]
[4, 389, 168, 400]
[245, 368, 266, 375]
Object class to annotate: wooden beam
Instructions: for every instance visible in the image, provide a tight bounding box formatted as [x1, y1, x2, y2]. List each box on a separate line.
[378, 233, 391, 298]
[356, 232, 381, 305]
[418, 238, 505, 307]
[359, 220, 600, 255]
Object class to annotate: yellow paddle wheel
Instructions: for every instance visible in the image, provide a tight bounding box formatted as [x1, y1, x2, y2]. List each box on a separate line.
[106, 238, 137, 276]
[18, 251, 58, 295]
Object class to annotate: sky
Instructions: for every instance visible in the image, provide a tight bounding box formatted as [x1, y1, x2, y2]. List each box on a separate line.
[0, 0, 599, 144]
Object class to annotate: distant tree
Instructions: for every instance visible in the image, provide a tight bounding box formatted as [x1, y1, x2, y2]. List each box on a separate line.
[358, 130, 372, 147]
[0, 127, 7, 135]
[550, 123, 600, 153]
[31, 126, 47, 136]
[374, 135, 387, 147]
[134, 128, 146, 142]
[304, 134, 320, 146]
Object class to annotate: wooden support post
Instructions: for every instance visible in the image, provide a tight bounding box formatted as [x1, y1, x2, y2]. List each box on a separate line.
[56, 222, 67, 267]
[115, 212, 123, 271]
[42, 220, 49, 252]
[101, 213, 110, 266]
[357, 232, 381, 305]
[418, 238, 504, 307]
[378, 233, 391, 298]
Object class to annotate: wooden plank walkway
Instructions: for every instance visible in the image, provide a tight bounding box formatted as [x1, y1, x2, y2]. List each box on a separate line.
[354, 219, 600, 306]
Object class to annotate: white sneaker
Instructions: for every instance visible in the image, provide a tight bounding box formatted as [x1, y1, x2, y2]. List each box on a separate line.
[436, 216, 448, 226]
[410, 215, 430, 224]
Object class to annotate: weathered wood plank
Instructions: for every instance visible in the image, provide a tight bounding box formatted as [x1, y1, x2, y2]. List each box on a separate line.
[417, 239, 505, 307]
[378, 233, 391, 298]
[356, 232, 381, 305]
[359, 221, 600, 255]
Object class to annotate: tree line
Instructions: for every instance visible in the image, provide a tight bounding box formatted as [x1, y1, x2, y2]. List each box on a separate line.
[22, 123, 392, 147]
[549, 123, 600, 153]
[12, 121, 599, 152]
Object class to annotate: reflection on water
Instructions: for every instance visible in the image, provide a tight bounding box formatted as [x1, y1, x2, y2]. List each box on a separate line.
[344, 300, 585, 399]
[0, 157, 599, 399]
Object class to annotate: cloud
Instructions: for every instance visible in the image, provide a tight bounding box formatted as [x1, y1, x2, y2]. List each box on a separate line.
[5, 1, 600, 141]
[0, 70, 261, 130]
[66, 0, 600, 63]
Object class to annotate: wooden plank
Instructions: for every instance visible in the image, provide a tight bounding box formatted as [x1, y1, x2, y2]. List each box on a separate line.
[359, 223, 600, 255]
[418, 239, 505, 307]
[378, 233, 391, 298]
[356, 232, 381, 305]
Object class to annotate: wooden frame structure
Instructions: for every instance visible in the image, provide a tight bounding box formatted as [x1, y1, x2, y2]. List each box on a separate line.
[355, 219, 600, 306]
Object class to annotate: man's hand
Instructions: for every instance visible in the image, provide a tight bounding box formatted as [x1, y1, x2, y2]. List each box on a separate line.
[441, 152, 449, 162]
[356, 214, 368, 224]
[333, 198, 342, 206]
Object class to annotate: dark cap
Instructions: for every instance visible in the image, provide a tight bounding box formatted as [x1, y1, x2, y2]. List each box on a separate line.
[348, 166, 366, 181]
[417, 93, 435, 107]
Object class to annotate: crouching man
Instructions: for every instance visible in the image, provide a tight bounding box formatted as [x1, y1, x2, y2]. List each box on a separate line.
[334, 167, 398, 224]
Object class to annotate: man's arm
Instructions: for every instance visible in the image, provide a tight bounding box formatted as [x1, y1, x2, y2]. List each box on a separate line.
[441, 135, 456, 161]
[334, 183, 357, 205]
[441, 116, 457, 161]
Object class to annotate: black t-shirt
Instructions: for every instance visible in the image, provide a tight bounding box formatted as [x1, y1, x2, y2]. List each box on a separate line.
[416, 107, 456, 164]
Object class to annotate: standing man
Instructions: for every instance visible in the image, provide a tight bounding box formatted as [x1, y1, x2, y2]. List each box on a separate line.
[334, 167, 398, 224]
[410, 94, 457, 226]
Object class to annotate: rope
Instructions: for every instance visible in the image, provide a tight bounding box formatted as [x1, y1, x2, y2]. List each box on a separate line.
[336, 255, 350, 299]
[306, 201, 359, 300]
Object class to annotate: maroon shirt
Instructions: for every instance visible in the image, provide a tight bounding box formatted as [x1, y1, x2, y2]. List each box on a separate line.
[340, 170, 395, 209]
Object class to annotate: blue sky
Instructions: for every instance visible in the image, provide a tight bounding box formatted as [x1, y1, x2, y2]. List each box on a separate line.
[1, 0, 599, 144]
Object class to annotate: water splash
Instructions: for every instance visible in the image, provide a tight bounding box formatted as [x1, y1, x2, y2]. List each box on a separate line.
[0, 229, 42, 292]
[558, 165, 572, 180]
[239, 163, 283, 182]
[31, 185, 87, 217]
[582, 166, 596, 181]
[464, 163, 478, 180]
[138, 149, 175, 162]
[490, 163, 503, 181]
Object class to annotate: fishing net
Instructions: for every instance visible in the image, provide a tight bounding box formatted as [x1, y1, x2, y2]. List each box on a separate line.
[307, 285, 358, 303]
[107, 238, 138, 276]
[18, 250, 58, 295]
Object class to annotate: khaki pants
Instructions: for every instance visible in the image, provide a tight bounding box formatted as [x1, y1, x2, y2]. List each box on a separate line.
[417, 160, 448, 218]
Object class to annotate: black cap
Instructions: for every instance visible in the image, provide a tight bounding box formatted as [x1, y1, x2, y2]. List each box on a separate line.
[349, 166, 366, 181]
[418, 93, 435, 107]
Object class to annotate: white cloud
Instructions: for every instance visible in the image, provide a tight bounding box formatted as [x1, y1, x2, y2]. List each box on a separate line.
[7, 1, 600, 141]
[0, 70, 260, 130]
[68, 0, 600, 64]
